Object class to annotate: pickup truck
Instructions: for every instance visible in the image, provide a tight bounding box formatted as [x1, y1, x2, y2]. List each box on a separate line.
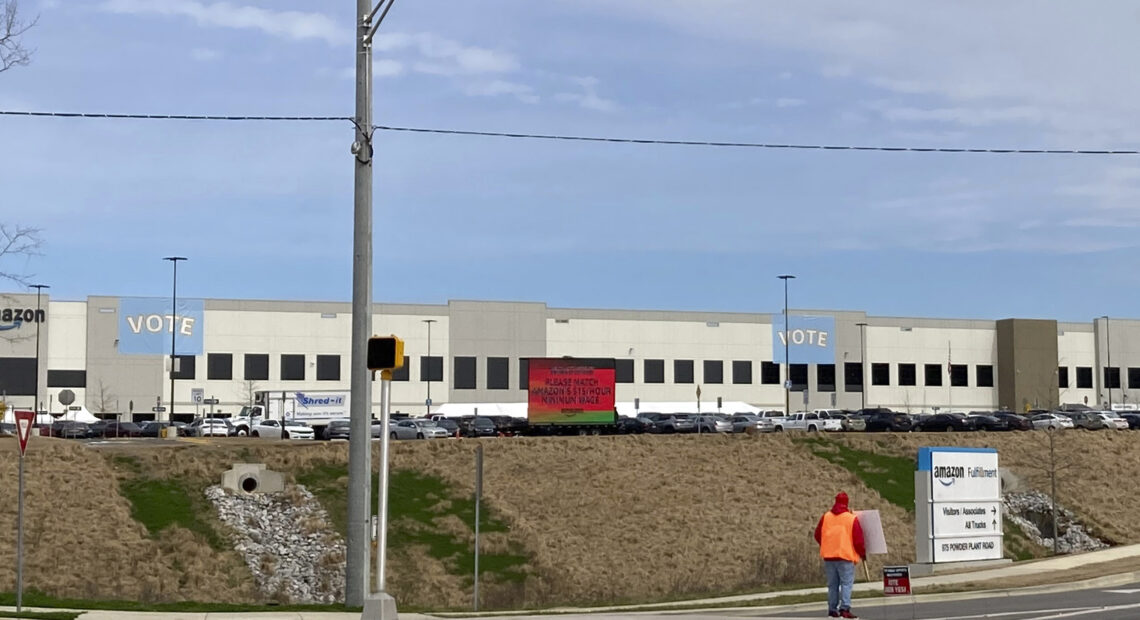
[771, 412, 843, 433]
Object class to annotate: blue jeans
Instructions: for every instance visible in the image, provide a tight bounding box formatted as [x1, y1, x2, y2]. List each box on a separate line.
[824, 559, 855, 612]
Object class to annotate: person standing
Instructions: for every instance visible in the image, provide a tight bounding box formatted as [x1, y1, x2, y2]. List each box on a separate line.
[814, 491, 865, 619]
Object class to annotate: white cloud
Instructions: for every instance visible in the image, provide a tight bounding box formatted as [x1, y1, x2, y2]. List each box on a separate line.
[374, 32, 518, 76]
[555, 76, 618, 112]
[190, 47, 222, 62]
[99, 0, 343, 45]
[463, 80, 539, 104]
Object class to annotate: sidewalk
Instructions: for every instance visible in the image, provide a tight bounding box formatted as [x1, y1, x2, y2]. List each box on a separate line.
[4, 544, 1140, 619]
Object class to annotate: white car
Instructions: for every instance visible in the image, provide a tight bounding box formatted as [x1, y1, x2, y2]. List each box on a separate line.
[189, 418, 232, 437]
[1030, 413, 1075, 431]
[1097, 412, 1129, 430]
[250, 418, 315, 440]
[390, 419, 450, 440]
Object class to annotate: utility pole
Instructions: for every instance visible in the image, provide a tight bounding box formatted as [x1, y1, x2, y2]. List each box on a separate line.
[777, 275, 795, 416]
[163, 257, 186, 424]
[350, 2, 399, 618]
[856, 322, 867, 410]
[423, 318, 436, 415]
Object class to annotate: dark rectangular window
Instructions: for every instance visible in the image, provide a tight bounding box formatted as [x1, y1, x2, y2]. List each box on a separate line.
[615, 359, 634, 383]
[977, 365, 994, 388]
[316, 354, 340, 381]
[645, 359, 665, 384]
[761, 361, 781, 384]
[1130, 368, 1140, 390]
[207, 353, 232, 381]
[817, 364, 836, 392]
[0, 358, 35, 395]
[899, 363, 916, 386]
[455, 356, 477, 389]
[674, 359, 694, 384]
[392, 356, 410, 381]
[245, 354, 269, 381]
[487, 357, 509, 390]
[280, 354, 305, 381]
[871, 363, 890, 386]
[518, 358, 529, 390]
[172, 355, 195, 380]
[1076, 366, 1093, 389]
[950, 364, 968, 387]
[703, 360, 723, 384]
[789, 364, 808, 391]
[1105, 366, 1121, 389]
[732, 360, 752, 385]
[924, 364, 943, 387]
[47, 369, 86, 388]
[1058, 366, 1069, 388]
[420, 356, 443, 382]
[843, 363, 863, 392]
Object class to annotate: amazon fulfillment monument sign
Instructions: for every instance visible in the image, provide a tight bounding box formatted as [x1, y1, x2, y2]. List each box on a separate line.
[916, 447, 1003, 564]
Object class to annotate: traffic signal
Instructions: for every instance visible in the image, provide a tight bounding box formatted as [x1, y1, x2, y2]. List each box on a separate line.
[367, 335, 404, 371]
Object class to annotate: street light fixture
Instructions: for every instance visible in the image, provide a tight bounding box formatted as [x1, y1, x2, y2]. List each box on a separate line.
[855, 322, 868, 411]
[29, 284, 48, 417]
[163, 257, 187, 423]
[422, 319, 436, 415]
[777, 275, 795, 416]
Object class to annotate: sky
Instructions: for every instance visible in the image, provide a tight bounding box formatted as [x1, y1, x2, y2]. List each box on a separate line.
[2, 0, 1139, 322]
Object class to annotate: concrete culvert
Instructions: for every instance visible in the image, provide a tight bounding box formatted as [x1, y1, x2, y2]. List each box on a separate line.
[241, 476, 259, 493]
[221, 463, 284, 495]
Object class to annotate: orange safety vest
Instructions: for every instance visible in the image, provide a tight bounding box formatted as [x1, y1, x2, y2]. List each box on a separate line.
[819, 511, 860, 563]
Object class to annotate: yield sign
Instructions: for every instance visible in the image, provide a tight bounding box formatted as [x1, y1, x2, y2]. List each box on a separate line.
[15, 410, 34, 456]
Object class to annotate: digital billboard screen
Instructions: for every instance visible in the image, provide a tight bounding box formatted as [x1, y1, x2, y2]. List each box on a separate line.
[527, 358, 616, 425]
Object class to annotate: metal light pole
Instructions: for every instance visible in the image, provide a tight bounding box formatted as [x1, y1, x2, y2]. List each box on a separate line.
[856, 322, 868, 410]
[423, 319, 436, 415]
[351, 0, 399, 615]
[163, 257, 186, 424]
[30, 284, 48, 416]
[1103, 315, 1113, 409]
[778, 275, 795, 416]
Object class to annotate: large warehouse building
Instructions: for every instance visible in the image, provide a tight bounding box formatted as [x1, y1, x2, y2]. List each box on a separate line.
[0, 293, 1133, 420]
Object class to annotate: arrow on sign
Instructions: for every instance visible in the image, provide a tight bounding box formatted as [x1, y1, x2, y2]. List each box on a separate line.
[991, 507, 997, 515]
[992, 519, 998, 528]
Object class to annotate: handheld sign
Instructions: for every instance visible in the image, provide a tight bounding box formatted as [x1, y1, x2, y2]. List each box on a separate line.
[883, 565, 911, 595]
[856, 509, 888, 554]
[15, 409, 34, 456]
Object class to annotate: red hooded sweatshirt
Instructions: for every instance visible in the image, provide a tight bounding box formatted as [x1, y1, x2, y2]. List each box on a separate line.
[814, 494, 866, 560]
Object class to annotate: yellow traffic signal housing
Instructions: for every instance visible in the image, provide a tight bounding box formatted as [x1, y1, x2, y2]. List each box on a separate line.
[367, 335, 404, 371]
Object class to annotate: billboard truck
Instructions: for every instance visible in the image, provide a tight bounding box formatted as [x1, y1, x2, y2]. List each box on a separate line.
[233, 390, 350, 439]
[526, 357, 617, 435]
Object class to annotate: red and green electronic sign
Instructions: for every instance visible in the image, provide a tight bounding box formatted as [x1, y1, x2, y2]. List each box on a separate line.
[527, 358, 616, 425]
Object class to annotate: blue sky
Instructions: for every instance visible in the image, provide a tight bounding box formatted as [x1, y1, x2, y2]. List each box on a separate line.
[2, 0, 1139, 322]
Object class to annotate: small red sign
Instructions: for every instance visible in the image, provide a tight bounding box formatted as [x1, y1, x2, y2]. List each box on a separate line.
[883, 565, 910, 596]
[14, 409, 34, 457]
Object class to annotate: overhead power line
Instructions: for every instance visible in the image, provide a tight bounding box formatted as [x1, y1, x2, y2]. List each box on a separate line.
[1, 109, 1137, 155]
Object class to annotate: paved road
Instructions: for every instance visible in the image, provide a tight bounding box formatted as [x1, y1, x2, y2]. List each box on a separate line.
[749, 580, 1140, 619]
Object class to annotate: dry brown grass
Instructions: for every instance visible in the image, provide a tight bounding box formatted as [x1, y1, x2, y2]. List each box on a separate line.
[4, 430, 1138, 610]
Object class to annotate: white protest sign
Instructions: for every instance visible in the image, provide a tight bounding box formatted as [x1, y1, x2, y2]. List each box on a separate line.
[856, 509, 888, 555]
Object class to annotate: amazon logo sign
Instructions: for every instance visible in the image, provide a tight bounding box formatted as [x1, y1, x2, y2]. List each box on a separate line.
[0, 307, 46, 332]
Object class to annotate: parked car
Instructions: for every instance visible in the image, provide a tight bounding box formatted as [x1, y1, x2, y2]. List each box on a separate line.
[48, 420, 92, 439]
[651, 414, 697, 434]
[729, 413, 774, 433]
[1097, 412, 1129, 430]
[615, 415, 648, 434]
[1065, 411, 1108, 430]
[190, 418, 233, 437]
[636, 412, 668, 432]
[324, 419, 351, 440]
[838, 414, 867, 432]
[859, 409, 913, 432]
[695, 414, 733, 433]
[1030, 413, 1074, 431]
[913, 413, 976, 432]
[137, 420, 186, 437]
[1121, 413, 1140, 429]
[282, 419, 315, 440]
[456, 416, 498, 438]
[993, 412, 1033, 431]
[0, 422, 14, 436]
[97, 421, 143, 438]
[966, 412, 1010, 432]
[487, 416, 528, 436]
[390, 418, 450, 440]
[433, 417, 460, 436]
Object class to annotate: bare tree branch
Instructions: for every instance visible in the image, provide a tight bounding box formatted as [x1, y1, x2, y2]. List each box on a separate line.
[1, 0, 37, 73]
[0, 223, 43, 287]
